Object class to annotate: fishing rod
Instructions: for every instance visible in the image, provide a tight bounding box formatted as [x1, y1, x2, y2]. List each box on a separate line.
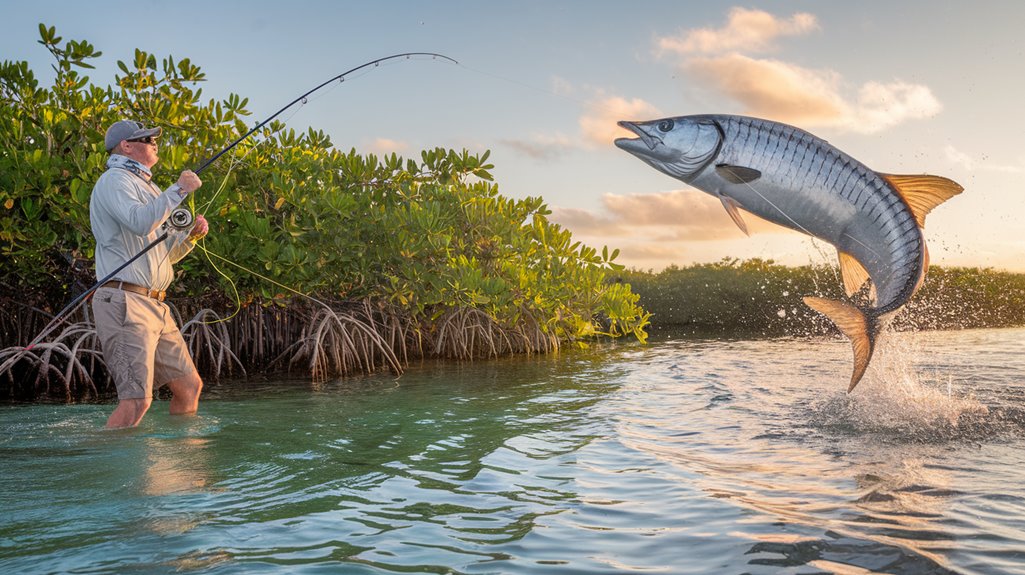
[25, 52, 458, 350]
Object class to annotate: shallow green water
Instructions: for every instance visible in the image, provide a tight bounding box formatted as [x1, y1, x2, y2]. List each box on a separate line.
[3, 328, 1025, 574]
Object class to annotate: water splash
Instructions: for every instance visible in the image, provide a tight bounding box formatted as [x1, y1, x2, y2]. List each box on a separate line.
[811, 331, 992, 442]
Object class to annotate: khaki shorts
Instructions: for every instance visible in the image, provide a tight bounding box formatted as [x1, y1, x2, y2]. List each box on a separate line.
[92, 287, 197, 400]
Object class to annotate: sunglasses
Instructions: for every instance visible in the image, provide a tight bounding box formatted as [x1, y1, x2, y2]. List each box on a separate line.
[127, 135, 158, 145]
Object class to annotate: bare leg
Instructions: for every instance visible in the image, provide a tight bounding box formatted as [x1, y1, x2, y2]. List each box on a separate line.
[167, 370, 203, 415]
[106, 397, 153, 428]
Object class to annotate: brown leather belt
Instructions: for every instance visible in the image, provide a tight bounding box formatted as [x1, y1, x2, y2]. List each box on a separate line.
[101, 280, 166, 302]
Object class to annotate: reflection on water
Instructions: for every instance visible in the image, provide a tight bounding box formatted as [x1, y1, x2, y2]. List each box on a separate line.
[1, 328, 1025, 574]
[142, 434, 214, 497]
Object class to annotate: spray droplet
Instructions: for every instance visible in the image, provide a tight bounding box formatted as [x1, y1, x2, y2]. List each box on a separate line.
[301, 97, 308, 105]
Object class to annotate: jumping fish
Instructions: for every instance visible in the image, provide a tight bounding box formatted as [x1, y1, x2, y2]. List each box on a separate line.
[615, 114, 962, 391]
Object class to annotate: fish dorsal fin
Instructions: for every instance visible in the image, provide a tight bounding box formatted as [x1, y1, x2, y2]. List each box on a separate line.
[719, 195, 750, 236]
[716, 164, 762, 184]
[837, 251, 871, 298]
[880, 174, 963, 227]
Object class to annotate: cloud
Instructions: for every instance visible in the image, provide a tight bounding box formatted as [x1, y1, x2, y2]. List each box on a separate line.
[685, 54, 846, 125]
[550, 75, 575, 97]
[684, 54, 941, 133]
[550, 207, 630, 236]
[944, 145, 1025, 173]
[500, 133, 575, 161]
[550, 190, 824, 270]
[366, 138, 409, 156]
[658, 7, 818, 55]
[503, 95, 659, 159]
[852, 81, 943, 133]
[551, 189, 786, 242]
[579, 96, 662, 147]
[616, 241, 692, 263]
[658, 8, 942, 134]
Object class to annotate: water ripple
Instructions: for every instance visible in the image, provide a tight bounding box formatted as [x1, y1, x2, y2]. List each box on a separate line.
[3, 331, 1025, 573]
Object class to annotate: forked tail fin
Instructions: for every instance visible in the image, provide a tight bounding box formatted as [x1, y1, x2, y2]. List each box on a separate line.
[803, 296, 878, 392]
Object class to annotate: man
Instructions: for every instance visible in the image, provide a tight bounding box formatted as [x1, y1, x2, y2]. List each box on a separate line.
[90, 119, 209, 428]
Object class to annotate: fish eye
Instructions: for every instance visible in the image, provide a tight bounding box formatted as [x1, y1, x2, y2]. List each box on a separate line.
[657, 120, 674, 132]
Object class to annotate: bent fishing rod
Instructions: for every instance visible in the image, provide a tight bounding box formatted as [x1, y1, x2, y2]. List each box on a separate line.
[25, 52, 458, 350]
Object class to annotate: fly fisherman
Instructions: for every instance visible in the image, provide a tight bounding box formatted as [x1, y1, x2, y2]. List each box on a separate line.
[90, 120, 209, 428]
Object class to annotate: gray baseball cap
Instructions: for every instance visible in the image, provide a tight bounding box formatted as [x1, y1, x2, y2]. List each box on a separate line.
[104, 120, 162, 152]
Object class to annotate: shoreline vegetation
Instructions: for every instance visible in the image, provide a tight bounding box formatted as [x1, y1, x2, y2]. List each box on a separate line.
[621, 258, 1025, 337]
[0, 26, 649, 401]
[3, 27, 1023, 403]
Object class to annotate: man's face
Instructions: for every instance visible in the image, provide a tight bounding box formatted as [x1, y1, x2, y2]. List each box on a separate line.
[120, 135, 159, 168]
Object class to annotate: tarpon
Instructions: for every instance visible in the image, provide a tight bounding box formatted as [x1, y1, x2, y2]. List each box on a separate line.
[615, 114, 962, 391]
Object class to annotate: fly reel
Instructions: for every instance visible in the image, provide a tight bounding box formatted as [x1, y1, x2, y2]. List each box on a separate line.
[168, 208, 195, 230]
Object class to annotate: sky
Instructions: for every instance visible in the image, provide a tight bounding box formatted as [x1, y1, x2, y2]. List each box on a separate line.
[4, 1, 1024, 271]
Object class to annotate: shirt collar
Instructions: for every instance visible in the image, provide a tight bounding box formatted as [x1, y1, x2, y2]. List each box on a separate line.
[107, 154, 153, 179]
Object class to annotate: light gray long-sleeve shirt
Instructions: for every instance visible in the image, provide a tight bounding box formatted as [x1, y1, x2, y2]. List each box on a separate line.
[89, 158, 195, 291]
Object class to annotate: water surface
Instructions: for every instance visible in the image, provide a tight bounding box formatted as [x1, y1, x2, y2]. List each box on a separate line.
[3, 328, 1025, 574]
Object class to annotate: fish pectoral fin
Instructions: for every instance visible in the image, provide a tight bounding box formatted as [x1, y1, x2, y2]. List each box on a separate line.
[879, 173, 964, 227]
[803, 296, 876, 392]
[719, 195, 750, 235]
[716, 164, 762, 184]
[837, 251, 872, 298]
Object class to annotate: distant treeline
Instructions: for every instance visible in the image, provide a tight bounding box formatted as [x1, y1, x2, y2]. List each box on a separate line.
[618, 258, 1025, 336]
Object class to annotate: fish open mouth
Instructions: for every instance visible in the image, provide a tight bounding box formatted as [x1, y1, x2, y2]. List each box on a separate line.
[614, 121, 657, 152]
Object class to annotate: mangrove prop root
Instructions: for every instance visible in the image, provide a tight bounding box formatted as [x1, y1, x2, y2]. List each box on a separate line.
[1, 299, 561, 400]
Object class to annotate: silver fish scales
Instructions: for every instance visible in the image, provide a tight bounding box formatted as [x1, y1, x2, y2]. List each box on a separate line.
[616, 114, 962, 391]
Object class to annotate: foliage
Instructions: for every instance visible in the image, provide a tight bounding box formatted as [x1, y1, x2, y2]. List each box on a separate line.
[900, 266, 1025, 330]
[622, 258, 1025, 335]
[0, 24, 649, 376]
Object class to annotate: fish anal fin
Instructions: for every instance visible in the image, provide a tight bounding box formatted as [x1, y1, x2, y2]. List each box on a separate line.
[837, 251, 871, 298]
[880, 173, 963, 228]
[716, 164, 762, 184]
[719, 195, 750, 236]
[912, 241, 930, 296]
[923, 239, 930, 274]
[803, 296, 876, 392]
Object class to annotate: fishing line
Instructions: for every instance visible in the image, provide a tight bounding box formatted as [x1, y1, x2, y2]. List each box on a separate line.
[457, 62, 582, 104]
[727, 175, 859, 290]
[192, 53, 458, 175]
[195, 238, 244, 323]
[724, 174, 814, 238]
[24, 52, 458, 350]
[194, 244, 333, 312]
[455, 61, 671, 121]
[185, 56, 459, 324]
[196, 128, 273, 216]
[189, 101, 322, 326]
[728, 177, 848, 259]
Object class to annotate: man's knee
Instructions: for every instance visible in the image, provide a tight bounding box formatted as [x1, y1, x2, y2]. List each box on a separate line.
[174, 371, 203, 398]
[167, 370, 203, 413]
